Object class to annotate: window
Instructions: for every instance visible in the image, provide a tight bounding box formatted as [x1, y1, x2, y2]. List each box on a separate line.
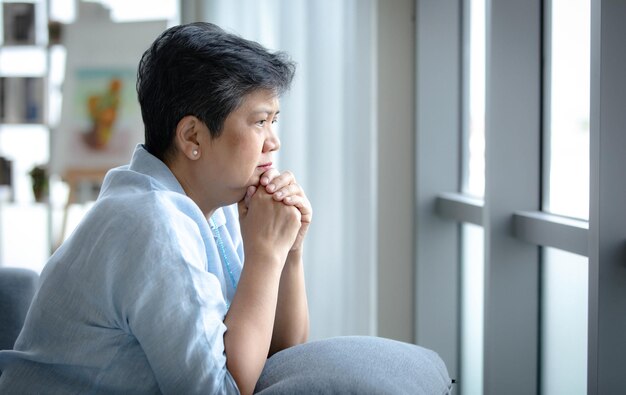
[460, 0, 485, 393]
[544, 0, 590, 220]
[415, 0, 621, 392]
[460, 223, 484, 395]
[541, 248, 588, 394]
[540, 1, 590, 392]
[463, 0, 485, 199]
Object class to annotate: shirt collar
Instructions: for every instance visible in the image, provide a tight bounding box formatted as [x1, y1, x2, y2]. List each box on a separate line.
[129, 144, 226, 228]
[128, 144, 186, 195]
[209, 208, 226, 229]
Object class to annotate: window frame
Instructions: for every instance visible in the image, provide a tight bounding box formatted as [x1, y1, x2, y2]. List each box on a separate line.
[587, 1, 626, 392]
[416, 0, 626, 393]
[414, 0, 463, 380]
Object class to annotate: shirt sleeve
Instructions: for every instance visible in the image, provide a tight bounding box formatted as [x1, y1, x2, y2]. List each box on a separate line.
[110, 201, 240, 395]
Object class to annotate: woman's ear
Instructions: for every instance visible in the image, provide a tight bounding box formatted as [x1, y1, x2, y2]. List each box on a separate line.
[174, 115, 202, 160]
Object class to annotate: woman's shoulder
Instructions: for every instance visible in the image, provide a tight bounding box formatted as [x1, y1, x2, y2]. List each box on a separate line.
[93, 188, 204, 237]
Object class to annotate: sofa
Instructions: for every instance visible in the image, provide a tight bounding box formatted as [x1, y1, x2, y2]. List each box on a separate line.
[0, 267, 39, 351]
[0, 268, 453, 393]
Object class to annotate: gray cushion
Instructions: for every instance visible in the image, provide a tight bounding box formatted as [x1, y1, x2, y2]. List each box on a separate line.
[0, 268, 39, 351]
[255, 336, 452, 394]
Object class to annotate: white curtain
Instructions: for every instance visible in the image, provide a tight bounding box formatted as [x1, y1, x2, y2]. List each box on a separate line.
[182, 0, 378, 340]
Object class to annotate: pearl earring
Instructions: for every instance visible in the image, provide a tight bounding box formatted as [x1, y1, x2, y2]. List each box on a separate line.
[192, 149, 198, 156]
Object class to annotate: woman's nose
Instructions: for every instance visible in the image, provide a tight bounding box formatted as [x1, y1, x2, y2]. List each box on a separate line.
[263, 127, 281, 152]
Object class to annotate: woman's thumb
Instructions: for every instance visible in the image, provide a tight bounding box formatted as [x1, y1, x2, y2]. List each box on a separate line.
[244, 185, 257, 208]
[238, 185, 257, 218]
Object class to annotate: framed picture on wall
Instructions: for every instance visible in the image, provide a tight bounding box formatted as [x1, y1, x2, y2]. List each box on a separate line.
[52, 4, 166, 176]
[61, 67, 137, 161]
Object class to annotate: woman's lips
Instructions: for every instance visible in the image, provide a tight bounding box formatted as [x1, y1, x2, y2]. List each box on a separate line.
[257, 162, 273, 170]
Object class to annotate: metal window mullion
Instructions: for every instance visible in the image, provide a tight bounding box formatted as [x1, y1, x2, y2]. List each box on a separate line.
[541, 0, 552, 212]
[436, 192, 484, 226]
[414, 0, 462, 381]
[513, 211, 588, 257]
[588, 1, 626, 392]
[434, 194, 589, 258]
[483, 0, 542, 393]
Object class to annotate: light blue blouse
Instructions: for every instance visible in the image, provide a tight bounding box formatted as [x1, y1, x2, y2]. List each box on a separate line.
[0, 145, 242, 394]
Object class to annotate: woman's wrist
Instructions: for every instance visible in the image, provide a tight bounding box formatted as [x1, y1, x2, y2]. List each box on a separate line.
[286, 248, 303, 266]
[244, 247, 288, 272]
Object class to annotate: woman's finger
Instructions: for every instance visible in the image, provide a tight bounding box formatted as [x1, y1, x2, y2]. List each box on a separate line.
[260, 168, 281, 187]
[272, 183, 301, 201]
[282, 195, 312, 222]
[265, 170, 295, 193]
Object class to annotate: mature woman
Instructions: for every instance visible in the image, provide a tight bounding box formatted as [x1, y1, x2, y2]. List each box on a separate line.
[0, 22, 310, 394]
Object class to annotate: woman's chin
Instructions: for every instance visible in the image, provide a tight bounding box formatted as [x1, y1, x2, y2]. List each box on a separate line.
[246, 174, 262, 188]
[234, 184, 253, 203]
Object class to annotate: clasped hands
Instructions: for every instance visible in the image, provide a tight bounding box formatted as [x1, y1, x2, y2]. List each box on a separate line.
[238, 169, 312, 259]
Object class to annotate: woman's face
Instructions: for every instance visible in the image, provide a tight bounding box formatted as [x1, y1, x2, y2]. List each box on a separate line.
[199, 89, 281, 205]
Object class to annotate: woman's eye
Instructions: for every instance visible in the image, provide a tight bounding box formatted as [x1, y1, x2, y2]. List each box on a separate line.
[256, 117, 278, 127]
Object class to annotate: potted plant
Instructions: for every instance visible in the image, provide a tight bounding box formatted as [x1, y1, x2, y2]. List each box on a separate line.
[29, 165, 49, 202]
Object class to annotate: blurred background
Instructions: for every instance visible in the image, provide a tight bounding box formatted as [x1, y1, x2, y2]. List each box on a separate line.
[1, 1, 622, 394]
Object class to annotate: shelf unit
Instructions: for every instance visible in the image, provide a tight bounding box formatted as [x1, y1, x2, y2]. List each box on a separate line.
[0, 0, 55, 272]
[0, 1, 179, 270]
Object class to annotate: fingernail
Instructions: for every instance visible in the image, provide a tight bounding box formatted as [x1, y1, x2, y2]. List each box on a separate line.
[275, 191, 283, 198]
[261, 177, 269, 185]
[267, 184, 275, 192]
[285, 197, 292, 203]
